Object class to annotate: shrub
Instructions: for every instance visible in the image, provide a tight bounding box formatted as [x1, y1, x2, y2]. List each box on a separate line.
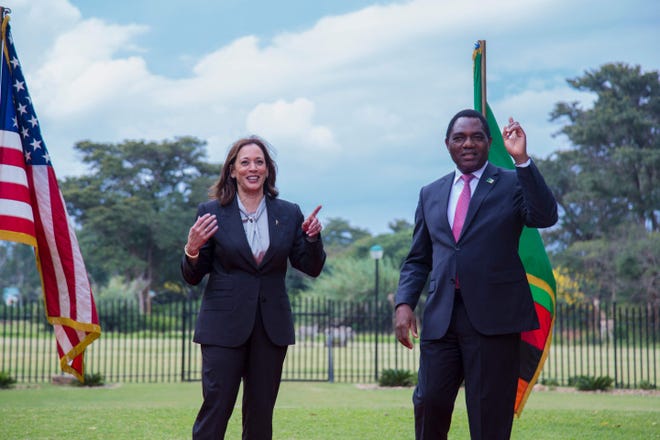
[638, 380, 656, 390]
[75, 372, 105, 387]
[540, 377, 559, 388]
[379, 369, 416, 387]
[0, 371, 17, 389]
[569, 375, 614, 391]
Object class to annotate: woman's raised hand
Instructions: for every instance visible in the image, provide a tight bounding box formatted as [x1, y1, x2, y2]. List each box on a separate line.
[302, 205, 323, 238]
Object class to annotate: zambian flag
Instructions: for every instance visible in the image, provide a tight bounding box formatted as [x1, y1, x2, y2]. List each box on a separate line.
[473, 41, 556, 416]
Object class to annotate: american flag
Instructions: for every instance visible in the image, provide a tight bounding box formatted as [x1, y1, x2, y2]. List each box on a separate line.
[0, 12, 100, 381]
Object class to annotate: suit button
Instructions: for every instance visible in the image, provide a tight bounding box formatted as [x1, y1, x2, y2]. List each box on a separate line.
[261, 297, 267, 303]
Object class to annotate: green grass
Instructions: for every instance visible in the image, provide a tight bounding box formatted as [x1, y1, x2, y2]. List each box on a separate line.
[1, 382, 658, 439]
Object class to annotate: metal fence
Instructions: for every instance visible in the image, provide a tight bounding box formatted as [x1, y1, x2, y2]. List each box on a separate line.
[1, 298, 658, 388]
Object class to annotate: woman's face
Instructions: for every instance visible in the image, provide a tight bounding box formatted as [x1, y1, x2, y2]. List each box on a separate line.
[230, 143, 268, 196]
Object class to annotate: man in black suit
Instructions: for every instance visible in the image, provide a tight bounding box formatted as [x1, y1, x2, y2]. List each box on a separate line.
[182, 136, 326, 439]
[395, 109, 558, 439]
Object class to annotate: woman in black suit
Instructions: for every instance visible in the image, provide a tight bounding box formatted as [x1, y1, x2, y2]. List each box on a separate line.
[181, 136, 326, 439]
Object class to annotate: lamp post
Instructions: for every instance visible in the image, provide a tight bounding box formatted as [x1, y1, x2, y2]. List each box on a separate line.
[370, 244, 384, 382]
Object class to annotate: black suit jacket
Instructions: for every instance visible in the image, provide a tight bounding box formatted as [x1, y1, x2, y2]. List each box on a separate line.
[181, 196, 326, 347]
[395, 161, 557, 339]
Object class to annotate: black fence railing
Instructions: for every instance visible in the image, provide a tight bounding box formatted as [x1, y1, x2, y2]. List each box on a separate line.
[1, 298, 658, 388]
[542, 302, 659, 388]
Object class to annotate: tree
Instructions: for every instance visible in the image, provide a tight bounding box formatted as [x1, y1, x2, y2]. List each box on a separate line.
[611, 227, 659, 305]
[307, 222, 414, 305]
[347, 228, 413, 269]
[321, 217, 371, 254]
[555, 225, 660, 305]
[307, 255, 400, 304]
[540, 63, 660, 247]
[553, 266, 585, 305]
[388, 218, 413, 233]
[537, 63, 659, 304]
[60, 137, 219, 313]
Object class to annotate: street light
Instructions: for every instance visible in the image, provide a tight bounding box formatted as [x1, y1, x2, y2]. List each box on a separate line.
[370, 244, 384, 382]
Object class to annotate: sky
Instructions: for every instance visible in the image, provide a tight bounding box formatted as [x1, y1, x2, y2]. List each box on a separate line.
[4, 0, 659, 235]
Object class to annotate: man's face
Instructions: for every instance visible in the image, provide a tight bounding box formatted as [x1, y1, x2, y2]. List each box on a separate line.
[445, 117, 491, 174]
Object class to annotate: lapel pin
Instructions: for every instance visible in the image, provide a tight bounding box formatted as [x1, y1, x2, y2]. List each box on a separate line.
[486, 177, 494, 184]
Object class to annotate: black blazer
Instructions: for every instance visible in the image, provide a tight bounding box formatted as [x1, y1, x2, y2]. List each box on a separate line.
[395, 161, 557, 339]
[181, 196, 326, 347]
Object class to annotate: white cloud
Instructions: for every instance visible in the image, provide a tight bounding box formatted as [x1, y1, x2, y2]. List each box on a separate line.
[494, 86, 597, 156]
[5, 0, 658, 232]
[29, 18, 150, 117]
[7, 0, 81, 69]
[246, 98, 339, 155]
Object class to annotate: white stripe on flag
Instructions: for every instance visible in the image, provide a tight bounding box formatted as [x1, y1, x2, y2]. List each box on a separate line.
[59, 187, 94, 322]
[0, 163, 28, 186]
[32, 167, 72, 319]
[0, 129, 23, 151]
[54, 325, 75, 359]
[0, 198, 34, 221]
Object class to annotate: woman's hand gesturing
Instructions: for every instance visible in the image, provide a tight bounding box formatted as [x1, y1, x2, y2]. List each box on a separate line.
[185, 213, 218, 258]
[301, 205, 323, 238]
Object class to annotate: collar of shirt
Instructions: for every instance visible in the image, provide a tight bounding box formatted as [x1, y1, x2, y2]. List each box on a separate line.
[452, 161, 488, 186]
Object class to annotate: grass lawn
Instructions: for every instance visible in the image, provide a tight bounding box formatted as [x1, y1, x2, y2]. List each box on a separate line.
[1, 381, 658, 439]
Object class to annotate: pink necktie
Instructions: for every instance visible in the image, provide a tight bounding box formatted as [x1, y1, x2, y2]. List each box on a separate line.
[452, 174, 474, 241]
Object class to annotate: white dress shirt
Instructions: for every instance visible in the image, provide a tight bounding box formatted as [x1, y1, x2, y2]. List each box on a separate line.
[447, 162, 487, 228]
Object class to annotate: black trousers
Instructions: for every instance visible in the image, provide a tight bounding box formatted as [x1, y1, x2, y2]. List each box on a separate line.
[413, 292, 520, 440]
[192, 305, 288, 440]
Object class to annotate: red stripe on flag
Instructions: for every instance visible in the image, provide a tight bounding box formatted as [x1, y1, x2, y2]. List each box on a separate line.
[521, 303, 552, 350]
[0, 214, 34, 235]
[52, 176, 82, 320]
[0, 145, 25, 167]
[0, 180, 30, 202]
[28, 167, 62, 317]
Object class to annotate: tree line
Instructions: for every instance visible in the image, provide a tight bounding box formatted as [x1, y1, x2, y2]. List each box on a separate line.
[1, 62, 657, 310]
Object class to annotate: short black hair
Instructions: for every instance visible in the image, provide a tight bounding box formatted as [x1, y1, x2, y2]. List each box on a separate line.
[445, 109, 491, 139]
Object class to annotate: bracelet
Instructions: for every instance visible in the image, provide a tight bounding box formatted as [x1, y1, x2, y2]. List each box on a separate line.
[184, 245, 199, 259]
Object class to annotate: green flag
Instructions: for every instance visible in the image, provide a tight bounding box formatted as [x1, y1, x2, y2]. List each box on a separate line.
[473, 41, 556, 416]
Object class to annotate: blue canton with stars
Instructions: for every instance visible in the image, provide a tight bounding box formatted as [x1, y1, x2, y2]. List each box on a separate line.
[3, 21, 51, 167]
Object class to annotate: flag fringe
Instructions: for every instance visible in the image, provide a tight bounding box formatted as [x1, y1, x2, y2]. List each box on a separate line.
[47, 316, 102, 334]
[0, 230, 37, 246]
[57, 330, 101, 382]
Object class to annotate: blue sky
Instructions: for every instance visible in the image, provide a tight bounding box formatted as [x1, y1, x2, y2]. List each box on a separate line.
[5, 0, 659, 234]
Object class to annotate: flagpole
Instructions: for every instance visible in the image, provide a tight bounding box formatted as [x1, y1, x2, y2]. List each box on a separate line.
[478, 39, 487, 117]
[1, 7, 10, 73]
